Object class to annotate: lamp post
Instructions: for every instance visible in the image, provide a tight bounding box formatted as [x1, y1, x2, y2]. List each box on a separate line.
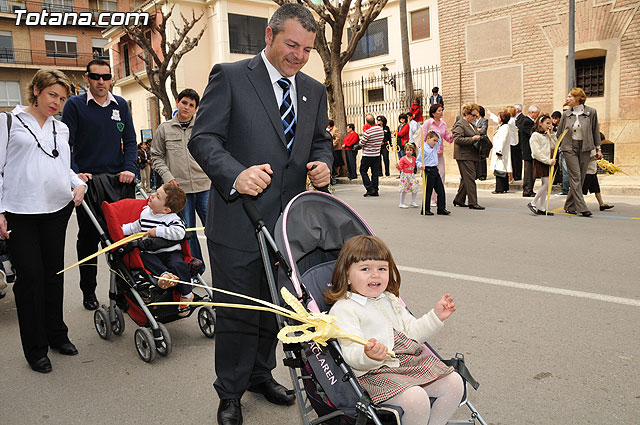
[568, 0, 575, 90]
[380, 64, 396, 91]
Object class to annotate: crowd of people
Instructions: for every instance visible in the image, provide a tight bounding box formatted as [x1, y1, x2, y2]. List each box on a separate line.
[336, 87, 613, 218]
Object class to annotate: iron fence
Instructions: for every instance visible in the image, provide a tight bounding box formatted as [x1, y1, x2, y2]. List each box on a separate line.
[342, 65, 441, 128]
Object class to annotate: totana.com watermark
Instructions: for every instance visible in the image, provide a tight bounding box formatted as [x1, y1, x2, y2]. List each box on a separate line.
[14, 9, 149, 26]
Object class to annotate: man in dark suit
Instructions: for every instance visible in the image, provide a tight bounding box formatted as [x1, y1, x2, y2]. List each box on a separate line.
[188, 4, 332, 425]
[512, 103, 524, 181]
[519, 105, 540, 197]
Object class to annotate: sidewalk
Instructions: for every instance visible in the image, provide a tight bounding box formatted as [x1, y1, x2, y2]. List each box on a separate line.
[336, 172, 640, 196]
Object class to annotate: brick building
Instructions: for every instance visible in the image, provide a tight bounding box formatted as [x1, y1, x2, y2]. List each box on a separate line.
[437, 0, 640, 175]
[0, 0, 131, 111]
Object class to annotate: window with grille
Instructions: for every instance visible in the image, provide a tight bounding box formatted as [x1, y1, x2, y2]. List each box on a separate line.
[229, 14, 267, 55]
[411, 8, 430, 41]
[0, 81, 21, 106]
[45, 34, 78, 58]
[576, 56, 605, 97]
[349, 18, 389, 61]
[367, 88, 384, 103]
[92, 38, 108, 60]
[0, 31, 14, 63]
[42, 0, 74, 13]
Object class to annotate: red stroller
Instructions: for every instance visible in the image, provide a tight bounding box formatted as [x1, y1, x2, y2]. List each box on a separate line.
[81, 188, 215, 362]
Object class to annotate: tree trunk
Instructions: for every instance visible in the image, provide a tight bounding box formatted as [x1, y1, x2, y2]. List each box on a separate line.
[327, 71, 347, 142]
[399, 0, 413, 110]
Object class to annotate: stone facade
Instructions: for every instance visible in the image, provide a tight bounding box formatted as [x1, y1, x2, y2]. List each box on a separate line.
[437, 0, 640, 175]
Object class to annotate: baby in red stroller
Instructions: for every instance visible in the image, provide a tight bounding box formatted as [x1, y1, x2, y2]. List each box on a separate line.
[121, 183, 194, 316]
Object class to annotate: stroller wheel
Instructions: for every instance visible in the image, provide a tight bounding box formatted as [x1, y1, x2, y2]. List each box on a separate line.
[155, 323, 172, 357]
[111, 305, 125, 336]
[198, 306, 216, 338]
[134, 327, 156, 363]
[94, 308, 112, 340]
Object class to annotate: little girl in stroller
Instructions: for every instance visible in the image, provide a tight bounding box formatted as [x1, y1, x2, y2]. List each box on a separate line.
[325, 235, 464, 425]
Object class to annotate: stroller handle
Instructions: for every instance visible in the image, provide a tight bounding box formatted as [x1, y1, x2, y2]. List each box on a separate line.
[242, 196, 265, 229]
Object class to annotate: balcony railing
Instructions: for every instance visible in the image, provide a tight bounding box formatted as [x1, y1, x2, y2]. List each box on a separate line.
[5, 1, 120, 25]
[113, 53, 148, 80]
[0, 48, 107, 67]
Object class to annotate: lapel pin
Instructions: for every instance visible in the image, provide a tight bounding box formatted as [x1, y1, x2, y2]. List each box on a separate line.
[302, 96, 307, 102]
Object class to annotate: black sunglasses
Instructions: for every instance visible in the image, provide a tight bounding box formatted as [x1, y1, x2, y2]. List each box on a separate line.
[87, 72, 112, 81]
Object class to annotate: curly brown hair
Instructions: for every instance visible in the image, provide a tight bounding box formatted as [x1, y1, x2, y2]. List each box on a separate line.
[324, 236, 401, 305]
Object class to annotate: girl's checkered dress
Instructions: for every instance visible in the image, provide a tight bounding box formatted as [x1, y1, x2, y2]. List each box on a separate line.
[357, 329, 454, 404]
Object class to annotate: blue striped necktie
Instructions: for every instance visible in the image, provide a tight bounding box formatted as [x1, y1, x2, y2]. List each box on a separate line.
[277, 77, 296, 152]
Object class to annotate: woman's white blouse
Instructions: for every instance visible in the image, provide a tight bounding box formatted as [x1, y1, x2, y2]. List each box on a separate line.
[0, 105, 85, 214]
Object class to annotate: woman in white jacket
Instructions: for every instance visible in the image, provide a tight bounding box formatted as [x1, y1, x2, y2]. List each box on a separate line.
[489, 110, 512, 193]
[528, 114, 557, 215]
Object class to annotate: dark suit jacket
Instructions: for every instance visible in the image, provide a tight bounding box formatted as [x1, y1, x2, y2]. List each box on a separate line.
[452, 119, 480, 161]
[188, 54, 333, 251]
[515, 113, 524, 132]
[519, 116, 534, 160]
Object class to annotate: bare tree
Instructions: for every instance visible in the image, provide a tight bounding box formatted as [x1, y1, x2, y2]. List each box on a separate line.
[272, 0, 389, 139]
[398, 0, 413, 109]
[122, 4, 205, 120]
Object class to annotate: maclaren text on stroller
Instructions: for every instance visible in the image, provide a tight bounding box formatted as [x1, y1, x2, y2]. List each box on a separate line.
[79, 175, 215, 362]
[245, 191, 487, 425]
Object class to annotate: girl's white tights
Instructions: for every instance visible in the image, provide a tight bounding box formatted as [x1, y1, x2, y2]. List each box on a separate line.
[400, 192, 417, 206]
[385, 372, 464, 425]
[532, 176, 549, 211]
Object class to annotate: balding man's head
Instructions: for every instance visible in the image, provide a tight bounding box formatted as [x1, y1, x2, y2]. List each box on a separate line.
[527, 105, 540, 119]
[365, 114, 375, 125]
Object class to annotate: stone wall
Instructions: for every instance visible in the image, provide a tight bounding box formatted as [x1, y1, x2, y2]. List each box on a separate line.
[437, 0, 640, 175]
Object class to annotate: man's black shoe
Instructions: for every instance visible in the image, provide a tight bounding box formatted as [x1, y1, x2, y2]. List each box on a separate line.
[580, 211, 593, 217]
[453, 200, 467, 207]
[523, 192, 536, 197]
[30, 356, 52, 374]
[437, 209, 451, 215]
[370, 192, 379, 197]
[248, 378, 295, 405]
[564, 210, 577, 215]
[217, 399, 242, 425]
[82, 293, 99, 310]
[53, 342, 78, 356]
[422, 210, 434, 216]
[468, 204, 485, 210]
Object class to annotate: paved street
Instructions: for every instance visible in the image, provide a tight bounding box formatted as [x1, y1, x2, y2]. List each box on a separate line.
[1, 183, 639, 425]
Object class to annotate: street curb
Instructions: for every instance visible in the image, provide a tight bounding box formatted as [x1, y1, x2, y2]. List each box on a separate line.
[335, 175, 640, 196]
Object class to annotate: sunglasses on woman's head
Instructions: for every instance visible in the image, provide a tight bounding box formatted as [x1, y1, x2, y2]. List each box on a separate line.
[87, 72, 112, 81]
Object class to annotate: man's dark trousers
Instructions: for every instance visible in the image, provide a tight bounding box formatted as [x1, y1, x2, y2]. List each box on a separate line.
[208, 240, 278, 399]
[76, 205, 102, 295]
[511, 144, 522, 180]
[360, 155, 380, 194]
[523, 159, 534, 195]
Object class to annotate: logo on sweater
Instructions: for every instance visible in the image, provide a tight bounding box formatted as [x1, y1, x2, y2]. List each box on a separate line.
[116, 122, 124, 132]
[111, 109, 121, 121]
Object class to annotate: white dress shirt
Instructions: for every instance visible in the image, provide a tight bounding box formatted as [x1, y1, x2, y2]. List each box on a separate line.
[261, 49, 298, 116]
[0, 105, 85, 214]
[86, 89, 118, 107]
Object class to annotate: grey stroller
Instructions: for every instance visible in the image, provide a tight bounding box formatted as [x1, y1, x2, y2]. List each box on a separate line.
[244, 191, 487, 424]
